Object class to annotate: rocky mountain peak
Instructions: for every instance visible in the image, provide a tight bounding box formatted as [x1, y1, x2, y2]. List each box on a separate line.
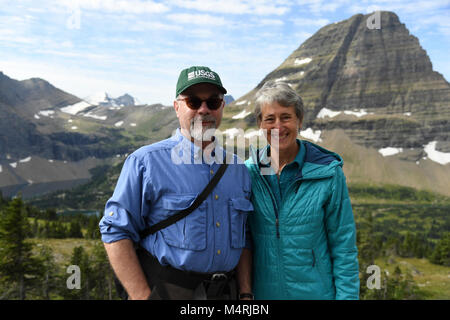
[235, 11, 449, 155]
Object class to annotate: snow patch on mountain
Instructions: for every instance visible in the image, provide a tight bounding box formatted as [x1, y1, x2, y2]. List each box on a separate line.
[19, 156, 32, 163]
[317, 108, 341, 119]
[378, 147, 403, 157]
[83, 112, 107, 121]
[300, 128, 322, 142]
[38, 110, 55, 117]
[294, 57, 312, 65]
[317, 108, 374, 119]
[61, 101, 92, 115]
[424, 141, 450, 165]
[60, 92, 136, 115]
[232, 110, 252, 119]
[235, 100, 247, 106]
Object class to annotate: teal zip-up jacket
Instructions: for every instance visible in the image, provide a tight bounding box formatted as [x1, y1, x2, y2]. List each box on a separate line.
[245, 140, 359, 300]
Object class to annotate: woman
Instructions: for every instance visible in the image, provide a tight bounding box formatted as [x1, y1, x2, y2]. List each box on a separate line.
[245, 81, 359, 300]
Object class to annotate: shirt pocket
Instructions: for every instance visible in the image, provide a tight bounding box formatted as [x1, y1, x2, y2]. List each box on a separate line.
[159, 194, 207, 251]
[228, 197, 253, 248]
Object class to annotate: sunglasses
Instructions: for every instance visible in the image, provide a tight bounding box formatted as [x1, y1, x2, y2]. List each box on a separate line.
[177, 96, 223, 110]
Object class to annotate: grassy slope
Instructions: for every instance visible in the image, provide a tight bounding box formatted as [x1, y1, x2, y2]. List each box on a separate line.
[374, 257, 450, 300]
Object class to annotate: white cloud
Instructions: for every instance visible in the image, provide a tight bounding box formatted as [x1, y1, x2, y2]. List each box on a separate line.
[291, 17, 330, 27]
[128, 20, 182, 31]
[167, 13, 227, 26]
[60, 0, 169, 14]
[169, 0, 290, 16]
[258, 19, 284, 26]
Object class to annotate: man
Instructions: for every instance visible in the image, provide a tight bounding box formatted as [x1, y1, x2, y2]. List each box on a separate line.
[99, 66, 253, 300]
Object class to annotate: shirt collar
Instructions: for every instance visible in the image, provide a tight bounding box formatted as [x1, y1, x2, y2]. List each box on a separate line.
[258, 139, 305, 173]
[173, 128, 223, 164]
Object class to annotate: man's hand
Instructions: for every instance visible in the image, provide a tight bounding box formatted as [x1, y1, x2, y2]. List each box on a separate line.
[103, 239, 151, 300]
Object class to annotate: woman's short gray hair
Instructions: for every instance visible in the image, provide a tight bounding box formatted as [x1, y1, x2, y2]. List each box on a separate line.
[254, 80, 304, 124]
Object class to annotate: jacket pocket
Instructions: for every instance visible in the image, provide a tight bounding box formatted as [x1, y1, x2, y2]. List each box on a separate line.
[159, 194, 207, 251]
[228, 197, 253, 248]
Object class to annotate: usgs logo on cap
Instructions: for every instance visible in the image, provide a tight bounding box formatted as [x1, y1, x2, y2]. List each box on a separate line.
[188, 69, 216, 81]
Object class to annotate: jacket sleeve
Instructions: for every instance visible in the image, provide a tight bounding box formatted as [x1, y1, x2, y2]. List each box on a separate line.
[324, 166, 360, 300]
[99, 154, 151, 243]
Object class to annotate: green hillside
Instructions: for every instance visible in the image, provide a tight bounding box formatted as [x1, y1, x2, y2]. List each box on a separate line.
[3, 169, 449, 300]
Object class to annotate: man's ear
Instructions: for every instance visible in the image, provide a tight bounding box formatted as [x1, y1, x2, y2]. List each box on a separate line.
[173, 100, 179, 117]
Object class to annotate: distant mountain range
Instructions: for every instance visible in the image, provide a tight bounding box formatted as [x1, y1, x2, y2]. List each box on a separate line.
[1, 11, 449, 200]
[0, 72, 178, 198]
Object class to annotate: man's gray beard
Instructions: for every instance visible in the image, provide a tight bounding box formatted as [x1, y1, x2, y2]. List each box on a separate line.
[190, 117, 216, 142]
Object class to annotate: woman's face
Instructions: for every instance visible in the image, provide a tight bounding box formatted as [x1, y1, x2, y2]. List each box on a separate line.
[259, 101, 301, 154]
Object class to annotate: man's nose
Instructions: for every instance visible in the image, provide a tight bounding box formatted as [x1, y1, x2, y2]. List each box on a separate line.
[197, 100, 210, 114]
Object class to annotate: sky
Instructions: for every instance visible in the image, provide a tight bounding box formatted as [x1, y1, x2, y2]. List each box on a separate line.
[1, 0, 449, 105]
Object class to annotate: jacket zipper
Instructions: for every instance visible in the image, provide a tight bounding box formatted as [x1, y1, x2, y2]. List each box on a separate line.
[257, 168, 280, 238]
[312, 248, 316, 267]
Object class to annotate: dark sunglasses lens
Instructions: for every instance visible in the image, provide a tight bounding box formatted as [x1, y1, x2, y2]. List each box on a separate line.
[186, 97, 202, 109]
[185, 97, 222, 110]
[206, 98, 222, 110]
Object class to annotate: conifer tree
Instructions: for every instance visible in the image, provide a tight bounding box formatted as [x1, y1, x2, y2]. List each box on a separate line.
[35, 245, 58, 299]
[0, 196, 41, 299]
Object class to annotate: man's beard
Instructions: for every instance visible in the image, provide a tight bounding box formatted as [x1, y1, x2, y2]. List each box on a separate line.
[189, 115, 217, 142]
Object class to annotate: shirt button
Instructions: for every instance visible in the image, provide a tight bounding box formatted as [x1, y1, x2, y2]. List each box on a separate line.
[215, 194, 219, 200]
[217, 249, 221, 255]
[109, 211, 114, 216]
[216, 222, 220, 227]
[210, 169, 214, 175]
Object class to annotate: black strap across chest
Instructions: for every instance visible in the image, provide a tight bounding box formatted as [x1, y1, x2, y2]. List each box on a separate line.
[139, 162, 228, 239]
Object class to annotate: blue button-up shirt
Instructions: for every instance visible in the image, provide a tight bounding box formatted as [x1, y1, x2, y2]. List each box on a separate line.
[99, 129, 253, 273]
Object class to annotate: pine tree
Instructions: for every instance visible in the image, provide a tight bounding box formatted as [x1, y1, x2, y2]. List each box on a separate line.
[68, 221, 83, 238]
[90, 242, 116, 299]
[62, 246, 91, 299]
[85, 215, 101, 239]
[430, 233, 450, 266]
[35, 245, 58, 299]
[0, 196, 41, 299]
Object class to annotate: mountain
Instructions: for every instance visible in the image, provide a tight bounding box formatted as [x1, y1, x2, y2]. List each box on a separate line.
[0, 72, 81, 117]
[84, 92, 136, 108]
[60, 92, 137, 115]
[0, 72, 178, 198]
[224, 94, 235, 105]
[3, 11, 450, 200]
[222, 11, 450, 195]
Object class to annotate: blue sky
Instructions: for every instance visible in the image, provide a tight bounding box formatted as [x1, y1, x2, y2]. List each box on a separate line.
[1, 0, 449, 105]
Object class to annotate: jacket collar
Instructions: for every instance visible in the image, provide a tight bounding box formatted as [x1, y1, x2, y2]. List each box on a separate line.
[248, 139, 342, 179]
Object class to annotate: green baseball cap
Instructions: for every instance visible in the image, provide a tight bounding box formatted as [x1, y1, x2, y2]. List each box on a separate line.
[176, 66, 227, 97]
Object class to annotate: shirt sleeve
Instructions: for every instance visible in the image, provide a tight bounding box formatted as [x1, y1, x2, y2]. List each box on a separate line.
[324, 166, 360, 300]
[99, 154, 151, 243]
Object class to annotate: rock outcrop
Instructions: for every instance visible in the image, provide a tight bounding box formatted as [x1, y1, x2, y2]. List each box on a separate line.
[232, 11, 450, 155]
